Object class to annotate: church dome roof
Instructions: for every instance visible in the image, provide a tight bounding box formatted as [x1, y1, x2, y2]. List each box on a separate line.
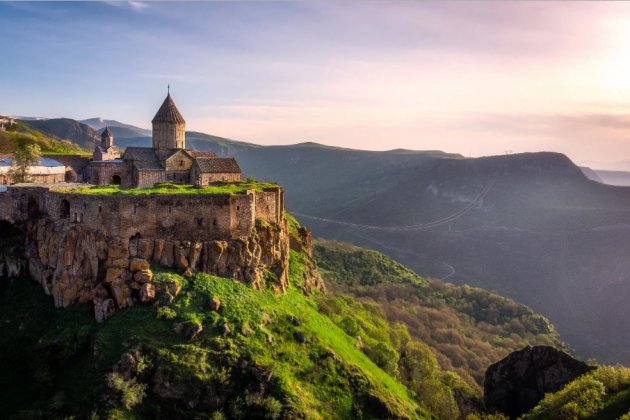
[152, 94, 186, 124]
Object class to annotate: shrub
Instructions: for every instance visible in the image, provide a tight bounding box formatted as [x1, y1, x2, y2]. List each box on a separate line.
[106, 372, 147, 410]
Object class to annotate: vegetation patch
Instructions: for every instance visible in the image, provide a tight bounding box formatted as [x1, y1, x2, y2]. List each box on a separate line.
[65, 181, 279, 196]
[314, 239, 566, 391]
[523, 365, 630, 419]
[0, 122, 89, 155]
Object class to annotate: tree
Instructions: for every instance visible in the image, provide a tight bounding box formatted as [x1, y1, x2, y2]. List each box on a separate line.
[9, 143, 41, 183]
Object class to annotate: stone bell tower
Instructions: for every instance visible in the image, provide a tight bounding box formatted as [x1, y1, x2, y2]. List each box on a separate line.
[152, 88, 186, 150]
[101, 126, 114, 148]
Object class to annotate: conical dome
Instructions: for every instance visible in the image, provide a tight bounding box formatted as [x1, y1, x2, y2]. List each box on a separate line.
[101, 126, 113, 147]
[101, 126, 112, 140]
[152, 94, 186, 124]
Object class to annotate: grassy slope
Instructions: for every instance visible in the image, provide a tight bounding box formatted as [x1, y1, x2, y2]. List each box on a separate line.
[313, 239, 566, 391]
[0, 122, 90, 155]
[0, 234, 430, 419]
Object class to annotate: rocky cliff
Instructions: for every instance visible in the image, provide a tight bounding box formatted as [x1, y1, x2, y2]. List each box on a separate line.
[20, 214, 296, 321]
[484, 346, 594, 418]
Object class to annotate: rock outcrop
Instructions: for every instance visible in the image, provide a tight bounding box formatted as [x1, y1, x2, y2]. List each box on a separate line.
[22, 215, 291, 321]
[484, 345, 594, 418]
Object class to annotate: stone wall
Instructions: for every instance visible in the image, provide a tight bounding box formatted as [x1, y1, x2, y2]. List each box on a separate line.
[91, 161, 131, 187]
[135, 169, 167, 189]
[0, 172, 66, 185]
[255, 188, 283, 224]
[196, 172, 242, 186]
[3, 185, 283, 242]
[0, 184, 289, 321]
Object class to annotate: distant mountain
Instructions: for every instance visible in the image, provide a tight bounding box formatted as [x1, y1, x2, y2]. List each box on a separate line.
[591, 169, 630, 186]
[579, 166, 603, 183]
[19, 118, 98, 150]
[30, 117, 630, 365]
[96, 126, 148, 139]
[80, 117, 151, 137]
[188, 140, 630, 365]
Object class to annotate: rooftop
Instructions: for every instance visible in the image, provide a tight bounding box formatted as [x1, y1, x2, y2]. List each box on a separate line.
[151, 94, 185, 125]
[196, 157, 241, 173]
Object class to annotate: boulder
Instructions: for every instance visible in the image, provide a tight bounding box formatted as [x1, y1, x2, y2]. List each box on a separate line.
[140, 283, 156, 303]
[111, 278, 133, 308]
[208, 297, 221, 312]
[166, 280, 181, 297]
[134, 269, 153, 283]
[94, 298, 115, 322]
[129, 258, 150, 272]
[293, 331, 306, 344]
[484, 346, 595, 418]
[158, 291, 175, 306]
[174, 322, 203, 341]
[105, 267, 125, 283]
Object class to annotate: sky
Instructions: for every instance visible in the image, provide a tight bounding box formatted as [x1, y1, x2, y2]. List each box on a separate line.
[3, 1, 630, 169]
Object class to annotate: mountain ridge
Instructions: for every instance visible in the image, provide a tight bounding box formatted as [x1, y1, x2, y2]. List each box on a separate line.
[13, 116, 630, 364]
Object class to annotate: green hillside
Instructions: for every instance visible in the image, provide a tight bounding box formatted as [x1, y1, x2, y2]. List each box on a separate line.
[0, 121, 89, 155]
[0, 260, 425, 418]
[313, 239, 566, 391]
[522, 365, 630, 419]
[0, 213, 573, 419]
[0, 217, 456, 419]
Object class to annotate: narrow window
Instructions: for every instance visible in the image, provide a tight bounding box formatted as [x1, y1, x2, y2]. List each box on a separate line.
[133, 204, 138, 215]
[180, 160, 184, 166]
[237, 205, 240, 211]
[213, 219, 217, 226]
[98, 205, 102, 213]
[168, 207, 172, 214]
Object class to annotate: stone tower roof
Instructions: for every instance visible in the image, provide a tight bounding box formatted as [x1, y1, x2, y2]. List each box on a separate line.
[101, 126, 112, 140]
[152, 94, 186, 124]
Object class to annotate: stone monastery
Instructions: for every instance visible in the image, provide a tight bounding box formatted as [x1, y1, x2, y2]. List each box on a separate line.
[91, 93, 242, 188]
[0, 93, 292, 321]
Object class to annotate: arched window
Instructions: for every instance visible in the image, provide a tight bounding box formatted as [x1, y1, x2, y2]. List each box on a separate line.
[60, 200, 70, 219]
[27, 197, 39, 218]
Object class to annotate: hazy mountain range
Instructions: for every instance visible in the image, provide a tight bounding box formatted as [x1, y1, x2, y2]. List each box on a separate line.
[24, 116, 630, 364]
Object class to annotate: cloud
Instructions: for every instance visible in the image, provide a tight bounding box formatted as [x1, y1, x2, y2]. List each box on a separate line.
[128, 1, 148, 11]
[103, 1, 148, 12]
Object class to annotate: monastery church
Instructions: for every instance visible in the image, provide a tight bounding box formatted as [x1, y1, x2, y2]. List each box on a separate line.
[89, 93, 242, 188]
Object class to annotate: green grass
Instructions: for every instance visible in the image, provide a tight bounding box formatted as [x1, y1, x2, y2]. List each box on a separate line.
[0, 122, 89, 155]
[64, 181, 279, 196]
[523, 365, 630, 419]
[0, 256, 429, 419]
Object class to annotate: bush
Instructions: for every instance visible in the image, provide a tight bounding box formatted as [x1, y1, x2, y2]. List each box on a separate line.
[106, 372, 147, 410]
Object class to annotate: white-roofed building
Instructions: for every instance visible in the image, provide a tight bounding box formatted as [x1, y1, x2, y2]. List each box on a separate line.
[0, 156, 67, 185]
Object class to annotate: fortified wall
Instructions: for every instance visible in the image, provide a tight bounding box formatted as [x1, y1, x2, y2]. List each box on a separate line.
[0, 184, 289, 321]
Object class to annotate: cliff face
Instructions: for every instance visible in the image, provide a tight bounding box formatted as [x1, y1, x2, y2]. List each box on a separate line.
[24, 215, 291, 321]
